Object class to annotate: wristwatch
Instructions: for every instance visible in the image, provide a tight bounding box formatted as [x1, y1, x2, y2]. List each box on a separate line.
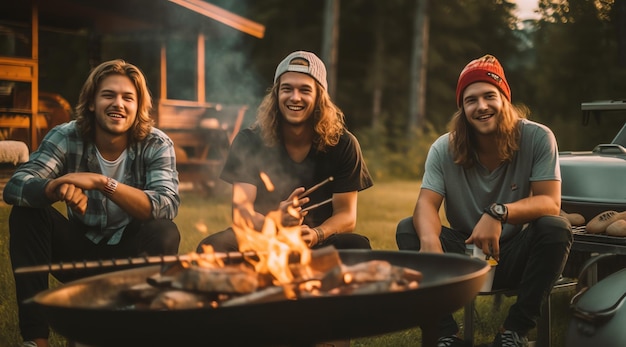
[484, 203, 508, 223]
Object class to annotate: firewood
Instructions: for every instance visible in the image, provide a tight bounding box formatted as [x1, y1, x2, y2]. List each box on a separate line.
[308, 245, 342, 273]
[119, 283, 163, 303]
[147, 262, 190, 288]
[172, 264, 259, 294]
[341, 260, 423, 284]
[324, 279, 419, 296]
[399, 267, 424, 283]
[344, 280, 397, 295]
[290, 245, 342, 281]
[318, 265, 344, 291]
[220, 285, 287, 306]
[147, 272, 175, 287]
[351, 279, 419, 294]
[341, 260, 391, 284]
[149, 290, 210, 310]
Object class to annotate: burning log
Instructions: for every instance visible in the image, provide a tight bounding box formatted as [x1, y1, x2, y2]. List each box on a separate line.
[290, 245, 342, 278]
[312, 260, 423, 296]
[149, 290, 212, 310]
[342, 260, 423, 285]
[124, 247, 423, 310]
[120, 282, 164, 303]
[328, 278, 419, 296]
[171, 263, 259, 294]
[221, 286, 288, 307]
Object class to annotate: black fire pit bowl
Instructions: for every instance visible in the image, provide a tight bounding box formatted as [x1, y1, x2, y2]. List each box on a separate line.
[29, 250, 489, 347]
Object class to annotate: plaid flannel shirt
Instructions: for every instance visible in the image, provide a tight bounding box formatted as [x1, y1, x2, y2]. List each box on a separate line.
[3, 121, 180, 244]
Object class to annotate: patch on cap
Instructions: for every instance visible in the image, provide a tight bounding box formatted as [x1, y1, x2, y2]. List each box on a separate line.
[456, 54, 511, 108]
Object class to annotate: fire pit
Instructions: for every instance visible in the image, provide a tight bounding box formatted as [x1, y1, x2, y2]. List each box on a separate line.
[27, 250, 489, 347]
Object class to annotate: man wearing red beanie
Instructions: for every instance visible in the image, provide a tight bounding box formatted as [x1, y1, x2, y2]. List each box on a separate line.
[396, 55, 572, 347]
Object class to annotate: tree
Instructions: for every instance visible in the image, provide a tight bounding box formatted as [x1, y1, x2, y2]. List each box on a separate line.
[532, 0, 626, 150]
[322, 0, 340, 99]
[408, 0, 430, 138]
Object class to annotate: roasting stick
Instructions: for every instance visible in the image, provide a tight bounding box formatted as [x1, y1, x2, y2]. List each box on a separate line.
[13, 251, 258, 274]
[301, 197, 333, 213]
[298, 176, 334, 198]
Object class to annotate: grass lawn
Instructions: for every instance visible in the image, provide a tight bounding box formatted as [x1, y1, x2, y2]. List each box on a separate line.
[0, 180, 575, 346]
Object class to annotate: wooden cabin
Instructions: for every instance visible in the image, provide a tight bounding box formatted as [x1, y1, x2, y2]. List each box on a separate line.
[0, 0, 265, 190]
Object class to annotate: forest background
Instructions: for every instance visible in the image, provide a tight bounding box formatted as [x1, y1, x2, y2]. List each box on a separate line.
[18, 0, 626, 181]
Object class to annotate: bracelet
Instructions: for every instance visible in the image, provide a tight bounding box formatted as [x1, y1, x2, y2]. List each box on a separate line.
[313, 227, 325, 244]
[104, 177, 118, 196]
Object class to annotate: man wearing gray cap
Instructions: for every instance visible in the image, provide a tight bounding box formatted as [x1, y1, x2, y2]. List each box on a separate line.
[197, 51, 373, 254]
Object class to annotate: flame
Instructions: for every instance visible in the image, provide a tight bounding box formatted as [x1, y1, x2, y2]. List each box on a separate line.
[184, 245, 224, 268]
[259, 172, 274, 192]
[194, 221, 208, 234]
[232, 206, 311, 298]
[186, 173, 312, 299]
[287, 197, 301, 219]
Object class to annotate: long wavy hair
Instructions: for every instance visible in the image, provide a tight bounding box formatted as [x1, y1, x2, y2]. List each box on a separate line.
[254, 61, 345, 152]
[448, 96, 529, 169]
[74, 59, 153, 143]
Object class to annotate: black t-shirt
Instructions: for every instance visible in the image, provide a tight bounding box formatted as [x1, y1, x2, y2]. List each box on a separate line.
[220, 127, 374, 227]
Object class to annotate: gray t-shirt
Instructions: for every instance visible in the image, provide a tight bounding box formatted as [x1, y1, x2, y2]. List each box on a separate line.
[421, 119, 560, 241]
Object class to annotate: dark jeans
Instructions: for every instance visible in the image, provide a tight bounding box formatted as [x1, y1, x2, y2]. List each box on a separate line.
[196, 227, 371, 253]
[9, 205, 180, 341]
[396, 215, 572, 337]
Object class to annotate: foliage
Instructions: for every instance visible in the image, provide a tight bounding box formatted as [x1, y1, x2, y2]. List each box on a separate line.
[531, 0, 626, 150]
[356, 121, 440, 181]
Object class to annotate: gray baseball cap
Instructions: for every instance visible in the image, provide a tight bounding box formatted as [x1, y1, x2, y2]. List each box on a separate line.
[274, 51, 328, 90]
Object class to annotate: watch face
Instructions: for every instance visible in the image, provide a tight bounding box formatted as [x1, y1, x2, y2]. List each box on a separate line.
[494, 204, 505, 215]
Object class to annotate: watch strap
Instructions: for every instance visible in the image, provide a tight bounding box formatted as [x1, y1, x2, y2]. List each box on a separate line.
[484, 203, 507, 223]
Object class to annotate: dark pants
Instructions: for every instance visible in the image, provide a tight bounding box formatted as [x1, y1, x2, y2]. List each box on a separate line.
[9, 205, 180, 341]
[396, 215, 572, 337]
[196, 227, 371, 253]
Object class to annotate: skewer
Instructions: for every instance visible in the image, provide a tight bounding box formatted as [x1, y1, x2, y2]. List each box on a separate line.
[301, 197, 333, 212]
[299, 176, 334, 198]
[13, 251, 258, 275]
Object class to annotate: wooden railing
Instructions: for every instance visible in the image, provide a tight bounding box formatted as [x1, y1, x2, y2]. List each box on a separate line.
[156, 99, 247, 191]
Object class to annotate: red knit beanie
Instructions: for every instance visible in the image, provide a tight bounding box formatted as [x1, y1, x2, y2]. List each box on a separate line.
[456, 54, 511, 108]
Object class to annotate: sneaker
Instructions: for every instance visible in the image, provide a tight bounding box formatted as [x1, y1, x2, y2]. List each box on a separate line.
[437, 335, 468, 347]
[22, 342, 38, 347]
[492, 330, 529, 347]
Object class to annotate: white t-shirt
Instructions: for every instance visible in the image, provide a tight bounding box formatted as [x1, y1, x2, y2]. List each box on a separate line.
[96, 148, 131, 237]
[421, 119, 561, 241]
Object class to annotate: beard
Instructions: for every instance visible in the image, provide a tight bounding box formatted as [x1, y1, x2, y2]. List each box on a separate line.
[95, 115, 132, 137]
